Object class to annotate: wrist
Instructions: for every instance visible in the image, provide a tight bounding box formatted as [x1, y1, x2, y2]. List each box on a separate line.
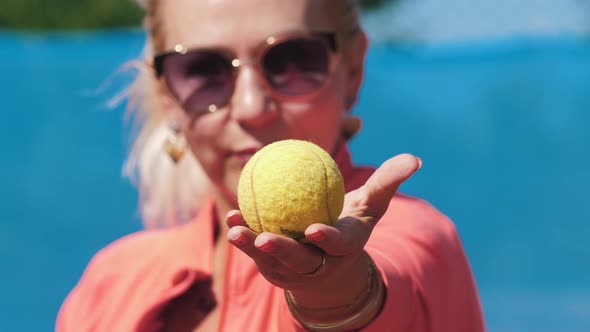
[285, 252, 385, 331]
[289, 252, 369, 310]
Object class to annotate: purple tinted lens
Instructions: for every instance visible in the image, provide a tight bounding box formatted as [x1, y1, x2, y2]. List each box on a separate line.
[162, 50, 234, 112]
[262, 37, 330, 97]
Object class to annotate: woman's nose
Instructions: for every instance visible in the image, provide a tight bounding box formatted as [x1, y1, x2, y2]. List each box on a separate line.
[229, 66, 277, 128]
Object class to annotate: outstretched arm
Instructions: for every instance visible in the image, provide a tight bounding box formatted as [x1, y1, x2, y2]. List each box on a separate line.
[226, 153, 422, 331]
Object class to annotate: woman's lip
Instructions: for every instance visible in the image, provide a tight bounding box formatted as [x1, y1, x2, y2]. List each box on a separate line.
[231, 148, 260, 163]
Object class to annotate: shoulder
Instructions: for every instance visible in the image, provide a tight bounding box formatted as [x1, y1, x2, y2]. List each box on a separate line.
[84, 223, 193, 277]
[83, 199, 216, 276]
[56, 222, 202, 331]
[367, 192, 465, 273]
[365, 194, 485, 331]
[63, 224, 195, 304]
[381, 193, 459, 241]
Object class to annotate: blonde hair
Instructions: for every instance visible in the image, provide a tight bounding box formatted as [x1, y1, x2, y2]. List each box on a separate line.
[125, 0, 361, 228]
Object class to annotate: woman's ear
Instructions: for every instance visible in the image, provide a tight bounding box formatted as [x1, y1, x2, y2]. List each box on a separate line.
[344, 30, 369, 110]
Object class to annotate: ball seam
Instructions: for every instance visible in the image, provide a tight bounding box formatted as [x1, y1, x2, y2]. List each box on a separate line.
[250, 142, 290, 232]
[249, 150, 264, 231]
[305, 145, 334, 225]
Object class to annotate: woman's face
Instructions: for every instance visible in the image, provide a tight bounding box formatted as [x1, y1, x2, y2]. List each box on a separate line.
[158, 0, 365, 206]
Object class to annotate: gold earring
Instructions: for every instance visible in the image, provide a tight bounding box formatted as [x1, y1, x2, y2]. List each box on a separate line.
[163, 121, 187, 163]
[341, 115, 362, 140]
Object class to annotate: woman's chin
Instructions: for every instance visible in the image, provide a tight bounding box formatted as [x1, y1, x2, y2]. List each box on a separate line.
[218, 173, 242, 209]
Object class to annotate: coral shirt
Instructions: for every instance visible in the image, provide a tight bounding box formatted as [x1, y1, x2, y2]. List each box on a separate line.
[56, 146, 485, 332]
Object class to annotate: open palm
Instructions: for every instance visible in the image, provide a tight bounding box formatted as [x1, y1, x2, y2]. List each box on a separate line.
[226, 153, 422, 293]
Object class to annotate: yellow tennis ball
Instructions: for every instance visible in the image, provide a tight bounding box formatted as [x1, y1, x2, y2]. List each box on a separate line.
[237, 139, 345, 240]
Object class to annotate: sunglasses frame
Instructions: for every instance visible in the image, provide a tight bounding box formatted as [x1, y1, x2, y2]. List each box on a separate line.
[153, 30, 352, 114]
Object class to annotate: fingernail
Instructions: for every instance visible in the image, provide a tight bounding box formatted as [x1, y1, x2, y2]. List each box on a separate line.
[308, 230, 326, 242]
[258, 241, 277, 253]
[228, 229, 245, 246]
[416, 157, 423, 170]
[226, 211, 241, 227]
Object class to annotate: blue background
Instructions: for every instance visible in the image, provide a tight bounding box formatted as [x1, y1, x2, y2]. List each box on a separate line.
[1, 30, 589, 331]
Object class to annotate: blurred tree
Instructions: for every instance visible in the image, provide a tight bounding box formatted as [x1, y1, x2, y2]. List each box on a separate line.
[0, 0, 143, 30]
[360, 0, 397, 10]
[0, 0, 398, 30]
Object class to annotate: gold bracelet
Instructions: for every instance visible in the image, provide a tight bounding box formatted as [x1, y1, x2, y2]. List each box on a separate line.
[285, 254, 385, 331]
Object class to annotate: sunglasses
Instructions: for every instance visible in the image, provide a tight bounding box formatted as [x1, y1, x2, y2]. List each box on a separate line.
[154, 31, 353, 114]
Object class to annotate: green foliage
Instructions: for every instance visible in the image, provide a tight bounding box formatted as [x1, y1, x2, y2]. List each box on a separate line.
[360, 0, 394, 10]
[0, 0, 394, 30]
[0, 0, 144, 30]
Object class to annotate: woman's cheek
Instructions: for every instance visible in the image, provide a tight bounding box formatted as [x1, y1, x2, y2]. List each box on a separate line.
[184, 126, 225, 184]
[297, 97, 345, 151]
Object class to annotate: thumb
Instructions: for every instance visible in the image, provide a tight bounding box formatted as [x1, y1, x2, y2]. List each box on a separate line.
[359, 153, 422, 221]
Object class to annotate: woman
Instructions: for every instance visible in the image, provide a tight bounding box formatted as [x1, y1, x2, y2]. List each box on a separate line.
[57, 0, 485, 331]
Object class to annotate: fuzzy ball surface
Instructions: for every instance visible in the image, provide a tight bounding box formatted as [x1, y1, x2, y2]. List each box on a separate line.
[237, 140, 345, 239]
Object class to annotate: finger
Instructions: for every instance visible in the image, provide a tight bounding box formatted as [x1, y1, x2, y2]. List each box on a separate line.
[227, 225, 257, 251]
[305, 218, 369, 257]
[227, 226, 278, 266]
[226, 210, 246, 228]
[358, 153, 422, 221]
[254, 232, 324, 275]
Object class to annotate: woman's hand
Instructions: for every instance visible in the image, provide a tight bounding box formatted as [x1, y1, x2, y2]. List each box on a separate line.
[226, 153, 421, 307]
